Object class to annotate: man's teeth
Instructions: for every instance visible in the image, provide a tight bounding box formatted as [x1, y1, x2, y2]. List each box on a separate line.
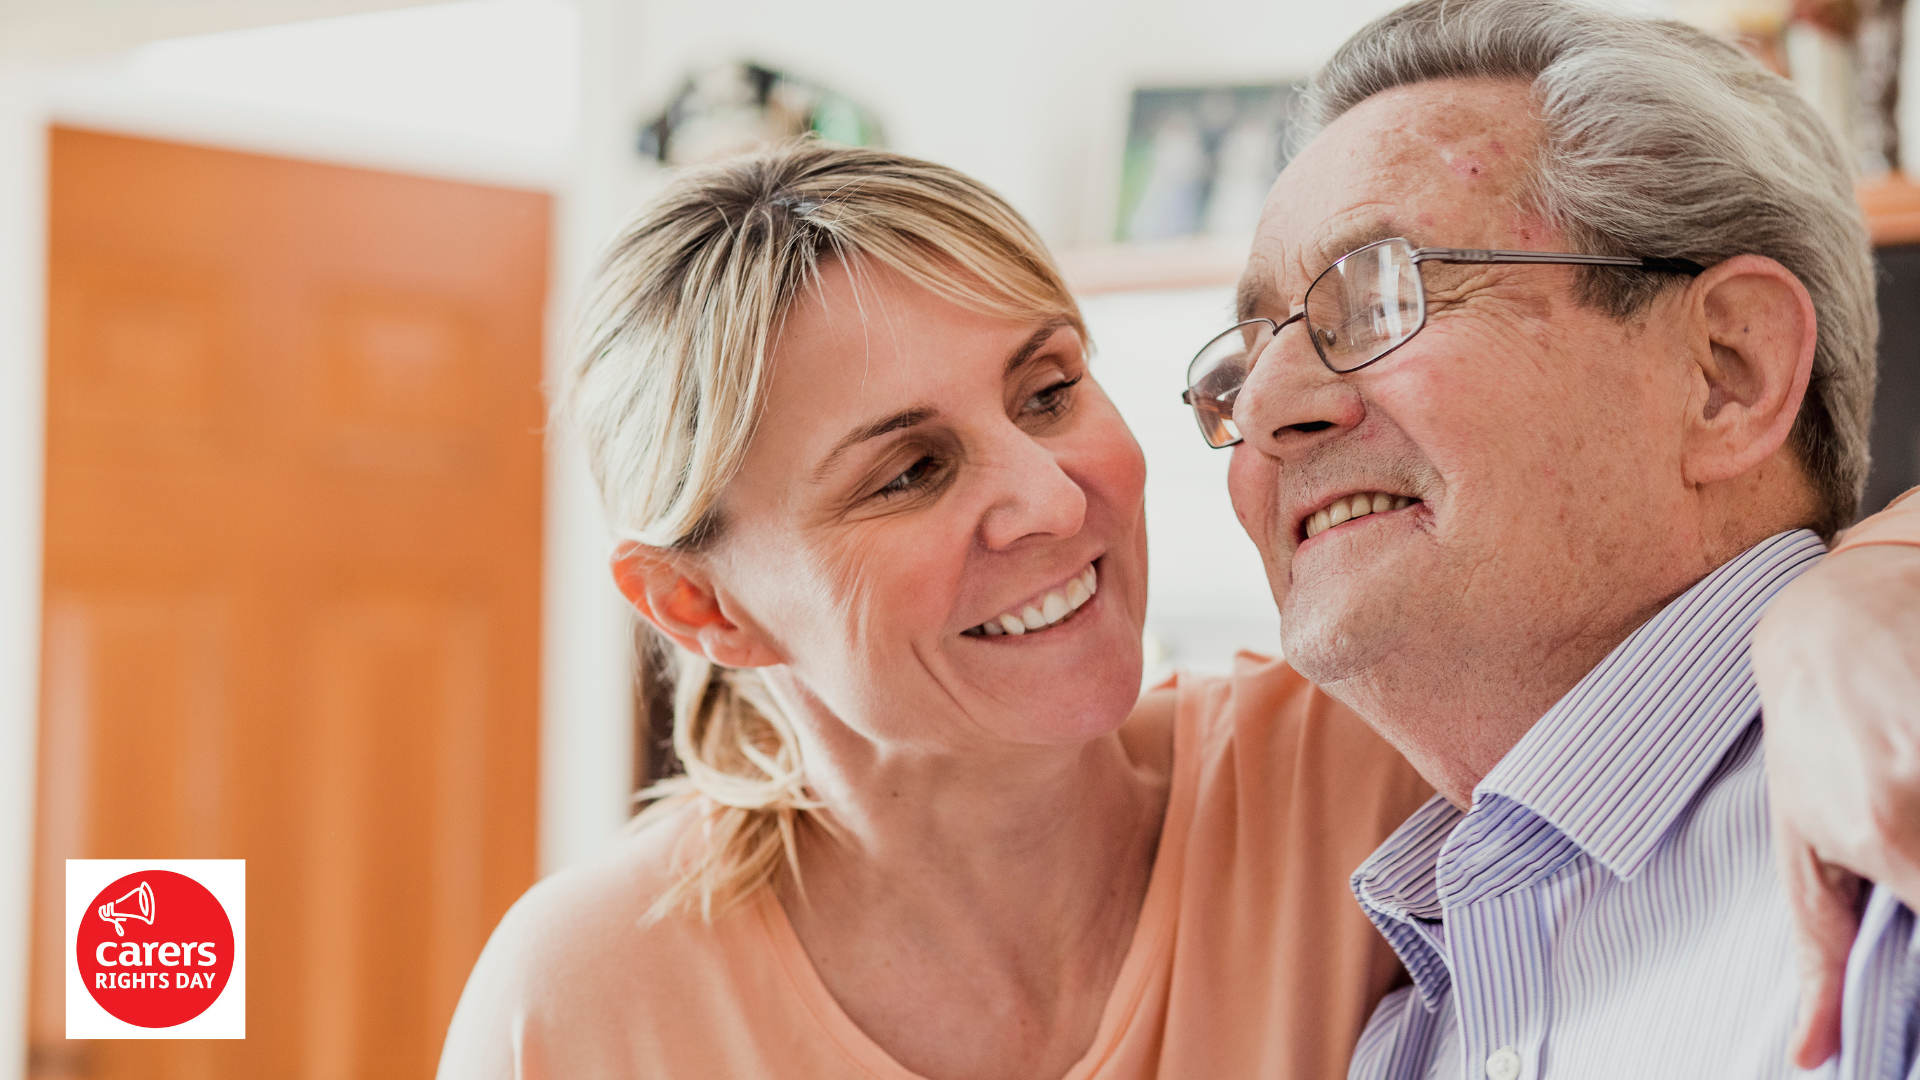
[973, 565, 1098, 637]
[1305, 492, 1414, 540]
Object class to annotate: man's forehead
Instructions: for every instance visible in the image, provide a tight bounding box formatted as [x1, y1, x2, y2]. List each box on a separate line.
[1236, 78, 1545, 318]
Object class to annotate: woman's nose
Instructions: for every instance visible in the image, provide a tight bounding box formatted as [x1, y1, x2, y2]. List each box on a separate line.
[1233, 325, 1364, 459]
[978, 433, 1088, 551]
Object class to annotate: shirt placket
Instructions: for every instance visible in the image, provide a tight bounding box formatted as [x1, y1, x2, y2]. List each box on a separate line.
[1443, 883, 1552, 1080]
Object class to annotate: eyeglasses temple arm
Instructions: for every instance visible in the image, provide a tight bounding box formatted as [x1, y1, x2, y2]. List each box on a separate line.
[1410, 247, 1705, 276]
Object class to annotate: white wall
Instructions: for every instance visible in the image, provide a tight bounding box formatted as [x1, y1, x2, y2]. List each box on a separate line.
[0, 61, 47, 1080]
[0, 0, 459, 63]
[624, 0, 1421, 248]
[540, 0, 656, 874]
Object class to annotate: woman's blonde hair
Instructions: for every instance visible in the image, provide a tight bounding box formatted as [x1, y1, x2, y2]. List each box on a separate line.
[565, 140, 1085, 921]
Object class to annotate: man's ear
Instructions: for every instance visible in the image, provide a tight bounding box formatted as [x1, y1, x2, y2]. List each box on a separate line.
[1680, 253, 1817, 487]
[611, 541, 782, 669]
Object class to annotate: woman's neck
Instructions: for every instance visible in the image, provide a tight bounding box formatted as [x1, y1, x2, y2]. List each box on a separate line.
[770, 688, 1175, 1080]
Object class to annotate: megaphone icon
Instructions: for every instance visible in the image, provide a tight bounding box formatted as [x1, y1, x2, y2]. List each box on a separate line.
[98, 881, 155, 937]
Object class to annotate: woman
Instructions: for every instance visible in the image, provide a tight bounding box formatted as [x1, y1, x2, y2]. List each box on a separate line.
[438, 141, 1920, 1080]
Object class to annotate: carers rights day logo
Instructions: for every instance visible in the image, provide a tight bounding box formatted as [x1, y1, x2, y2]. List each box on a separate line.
[66, 860, 246, 1038]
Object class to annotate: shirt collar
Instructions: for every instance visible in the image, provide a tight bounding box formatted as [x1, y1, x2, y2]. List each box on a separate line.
[1351, 794, 1465, 1010]
[1475, 529, 1825, 881]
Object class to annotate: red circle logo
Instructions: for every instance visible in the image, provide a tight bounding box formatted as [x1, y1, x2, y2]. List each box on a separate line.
[76, 870, 235, 1028]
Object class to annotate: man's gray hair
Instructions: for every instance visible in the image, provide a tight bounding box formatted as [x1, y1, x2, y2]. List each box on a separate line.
[1306, 0, 1877, 537]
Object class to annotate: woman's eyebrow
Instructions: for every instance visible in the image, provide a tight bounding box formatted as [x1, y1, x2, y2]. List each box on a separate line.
[812, 405, 938, 482]
[1003, 318, 1074, 377]
[808, 319, 1072, 483]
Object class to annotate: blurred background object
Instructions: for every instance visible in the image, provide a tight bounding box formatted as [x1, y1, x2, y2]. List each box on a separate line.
[638, 60, 884, 166]
[1851, 0, 1904, 173]
[1116, 84, 1301, 243]
[1, 0, 1919, 1076]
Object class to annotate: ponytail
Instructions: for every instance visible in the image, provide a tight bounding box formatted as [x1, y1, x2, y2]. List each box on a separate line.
[632, 642, 815, 922]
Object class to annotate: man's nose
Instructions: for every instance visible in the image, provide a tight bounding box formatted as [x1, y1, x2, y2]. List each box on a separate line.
[1233, 324, 1365, 460]
[979, 431, 1088, 551]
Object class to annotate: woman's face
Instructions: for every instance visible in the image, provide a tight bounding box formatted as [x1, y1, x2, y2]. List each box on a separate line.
[706, 259, 1149, 752]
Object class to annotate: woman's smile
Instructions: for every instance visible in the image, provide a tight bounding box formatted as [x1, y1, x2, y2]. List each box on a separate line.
[962, 561, 1099, 638]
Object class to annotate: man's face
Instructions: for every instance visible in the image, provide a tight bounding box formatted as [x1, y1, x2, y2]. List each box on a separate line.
[1229, 77, 1703, 710]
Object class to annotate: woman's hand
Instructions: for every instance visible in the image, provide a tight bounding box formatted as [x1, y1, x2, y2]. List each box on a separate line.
[1756, 540, 1920, 1068]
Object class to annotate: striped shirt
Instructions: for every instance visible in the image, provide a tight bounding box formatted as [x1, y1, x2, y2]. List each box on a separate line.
[1347, 531, 1920, 1080]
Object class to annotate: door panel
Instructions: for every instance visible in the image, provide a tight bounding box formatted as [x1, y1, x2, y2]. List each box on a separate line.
[31, 128, 546, 1079]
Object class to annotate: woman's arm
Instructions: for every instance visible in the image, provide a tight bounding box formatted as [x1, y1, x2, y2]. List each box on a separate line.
[1755, 487, 1920, 1068]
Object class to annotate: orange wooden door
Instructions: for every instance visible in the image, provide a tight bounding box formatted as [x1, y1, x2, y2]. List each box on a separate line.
[29, 128, 547, 1079]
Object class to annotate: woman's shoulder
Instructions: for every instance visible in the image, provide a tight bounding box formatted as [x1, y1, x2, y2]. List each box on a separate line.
[1124, 653, 1333, 779]
[437, 808, 759, 1076]
[1148, 657, 1435, 1079]
[1171, 652, 1433, 816]
[470, 803, 741, 980]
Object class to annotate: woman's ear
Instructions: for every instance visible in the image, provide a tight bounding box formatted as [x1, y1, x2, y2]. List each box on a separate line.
[611, 542, 782, 669]
[1680, 253, 1818, 487]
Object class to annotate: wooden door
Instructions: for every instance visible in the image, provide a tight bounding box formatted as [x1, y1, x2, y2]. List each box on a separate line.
[28, 128, 547, 1079]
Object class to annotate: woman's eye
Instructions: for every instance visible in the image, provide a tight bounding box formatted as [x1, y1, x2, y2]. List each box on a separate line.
[1023, 376, 1082, 417]
[874, 455, 941, 499]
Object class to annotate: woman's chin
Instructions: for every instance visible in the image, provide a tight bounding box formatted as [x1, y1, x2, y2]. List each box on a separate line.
[956, 636, 1146, 746]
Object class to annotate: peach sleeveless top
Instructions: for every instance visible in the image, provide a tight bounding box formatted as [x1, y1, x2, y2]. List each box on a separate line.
[437, 657, 1432, 1080]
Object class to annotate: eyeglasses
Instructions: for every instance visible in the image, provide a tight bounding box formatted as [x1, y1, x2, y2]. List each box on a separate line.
[1180, 237, 1706, 448]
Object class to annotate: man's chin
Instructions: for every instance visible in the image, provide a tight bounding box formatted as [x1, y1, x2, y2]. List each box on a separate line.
[1279, 596, 1395, 689]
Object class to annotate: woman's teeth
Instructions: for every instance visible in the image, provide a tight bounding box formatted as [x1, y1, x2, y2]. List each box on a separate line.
[969, 565, 1098, 638]
[1305, 492, 1415, 540]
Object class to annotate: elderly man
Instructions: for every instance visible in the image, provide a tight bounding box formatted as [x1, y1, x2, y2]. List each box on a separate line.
[1191, 0, 1920, 1075]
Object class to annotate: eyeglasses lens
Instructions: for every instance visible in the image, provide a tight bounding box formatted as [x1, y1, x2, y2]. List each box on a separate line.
[1182, 240, 1428, 449]
[1306, 239, 1424, 373]
[1184, 320, 1273, 448]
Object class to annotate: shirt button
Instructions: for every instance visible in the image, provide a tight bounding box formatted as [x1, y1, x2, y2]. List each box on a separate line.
[1486, 1048, 1522, 1080]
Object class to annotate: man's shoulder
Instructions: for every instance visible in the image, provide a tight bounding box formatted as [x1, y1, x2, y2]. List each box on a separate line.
[1839, 883, 1920, 1080]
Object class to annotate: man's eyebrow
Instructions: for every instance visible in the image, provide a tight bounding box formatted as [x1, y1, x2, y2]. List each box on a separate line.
[1236, 274, 1278, 322]
[1004, 318, 1074, 377]
[1236, 223, 1416, 321]
[1309, 223, 1408, 269]
[813, 404, 939, 481]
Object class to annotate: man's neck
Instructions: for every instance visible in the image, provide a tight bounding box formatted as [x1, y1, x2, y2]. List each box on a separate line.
[1324, 557, 1727, 809]
[1332, 520, 1823, 807]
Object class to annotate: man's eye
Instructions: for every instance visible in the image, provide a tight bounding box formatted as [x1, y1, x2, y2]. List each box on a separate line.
[874, 455, 942, 499]
[1023, 376, 1082, 416]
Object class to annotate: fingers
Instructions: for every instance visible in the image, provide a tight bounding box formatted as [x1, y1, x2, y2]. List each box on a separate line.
[1778, 821, 1866, 1069]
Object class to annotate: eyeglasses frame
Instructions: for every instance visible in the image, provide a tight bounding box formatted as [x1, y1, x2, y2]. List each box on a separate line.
[1180, 238, 1707, 448]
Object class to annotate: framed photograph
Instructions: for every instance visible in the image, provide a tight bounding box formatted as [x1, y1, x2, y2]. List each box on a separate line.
[1114, 84, 1305, 243]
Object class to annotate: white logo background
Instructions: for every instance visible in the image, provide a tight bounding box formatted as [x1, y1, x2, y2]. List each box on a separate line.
[66, 859, 246, 1039]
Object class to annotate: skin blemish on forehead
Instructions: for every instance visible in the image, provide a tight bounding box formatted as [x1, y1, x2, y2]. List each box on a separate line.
[1442, 150, 1485, 178]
